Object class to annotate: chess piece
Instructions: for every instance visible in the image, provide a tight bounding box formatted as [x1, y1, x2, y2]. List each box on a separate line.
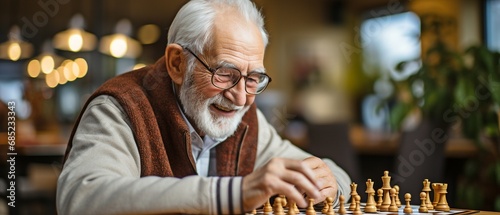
[287, 201, 297, 215]
[403, 193, 413, 214]
[389, 188, 398, 212]
[435, 183, 450, 212]
[338, 195, 347, 214]
[349, 182, 358, 211]
[263, 199, 272, 213]
[419, 192, 428, 213]
[394, 185, 402, 208]
[251, 208, 257, 214]
[322, 199, 329, 214]
[432, 183, 441, 207]
[294, 201, 300, 214]
[274, 196, 284, 215]
[376, 188, 383, 209]
[326, 197, 335, 215]
[380, 171, 392, 212]
[364, 179, 377, 213]
[280, 194, 288, 208]
[353, 195, 362, 215]
[422, 179, 434, 210]
[306, 198, 316, 215]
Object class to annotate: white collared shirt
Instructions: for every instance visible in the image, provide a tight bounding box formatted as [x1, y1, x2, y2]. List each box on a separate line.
[174, 84, 225, 176]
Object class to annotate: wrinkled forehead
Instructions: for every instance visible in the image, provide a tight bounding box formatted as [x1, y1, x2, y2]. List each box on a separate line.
[208, 7, 265, 53]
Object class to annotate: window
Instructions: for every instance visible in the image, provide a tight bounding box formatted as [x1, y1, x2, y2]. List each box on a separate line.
[486, 0, 500, 51]
[361, 11, 421, 82]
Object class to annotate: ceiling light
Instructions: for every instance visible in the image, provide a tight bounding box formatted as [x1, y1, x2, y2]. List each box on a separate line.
[53, 14, 97, 52]
[0, 26, 34, 61]
[99, 19, 142, 58]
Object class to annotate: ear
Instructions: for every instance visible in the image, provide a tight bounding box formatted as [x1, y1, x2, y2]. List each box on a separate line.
[165, 43, 186, 86]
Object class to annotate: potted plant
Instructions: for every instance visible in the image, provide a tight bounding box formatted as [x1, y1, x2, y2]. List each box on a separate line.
[389, 41, 500, 210]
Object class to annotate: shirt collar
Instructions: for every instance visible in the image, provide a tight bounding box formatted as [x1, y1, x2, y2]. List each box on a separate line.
[172, 82, 226, 144]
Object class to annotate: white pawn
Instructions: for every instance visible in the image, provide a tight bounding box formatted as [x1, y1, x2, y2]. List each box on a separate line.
[419, 192, 428, 213]
[326, 197, 335, 215]
[338, 195, 347, 214]
[287, 201, 297, 215]
[404, 193, 413, 214]
[353, 195, 362, 215]
[322, 199, 329, 214]
[389, 188, 398, 212]
[306, 198, 316, 215]
[263, 199, 272, 213]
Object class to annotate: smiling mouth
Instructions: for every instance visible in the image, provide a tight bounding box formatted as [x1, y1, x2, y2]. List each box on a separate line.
[213, 104, 233, 112]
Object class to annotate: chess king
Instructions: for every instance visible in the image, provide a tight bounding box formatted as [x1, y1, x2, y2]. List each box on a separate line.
[56, 0, 352, 214]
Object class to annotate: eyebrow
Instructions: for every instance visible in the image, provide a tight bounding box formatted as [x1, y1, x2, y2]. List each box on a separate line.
[216, 60, 267, 74]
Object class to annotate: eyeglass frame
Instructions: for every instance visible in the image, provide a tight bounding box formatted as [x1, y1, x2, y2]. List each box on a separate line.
[179, 44, 272, 95]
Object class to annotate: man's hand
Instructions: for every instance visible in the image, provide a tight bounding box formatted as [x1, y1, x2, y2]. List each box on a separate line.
[241, 157, 322, 211]
[302, 156, 338, 204]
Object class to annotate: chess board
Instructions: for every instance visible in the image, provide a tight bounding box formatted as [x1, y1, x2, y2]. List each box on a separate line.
[251, 204, 479, 215]
[250, 171, 480, 215]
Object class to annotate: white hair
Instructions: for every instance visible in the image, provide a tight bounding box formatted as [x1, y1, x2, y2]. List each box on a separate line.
[167, 0, 268, 54]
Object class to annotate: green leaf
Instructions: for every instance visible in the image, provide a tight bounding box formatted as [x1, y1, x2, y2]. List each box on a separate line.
[484, 123, 499, 137]
[454, 77, 476, 108]
[464, 159, 479, 179]
[496, 161, 500, 186]
[462, 111, 482, 140]
[465, 185, 483, 209]
[479, 46, 495, 74]
[495, 195, 500, 211]
[389, 102, 411, 130]
[489, 76, 500, 106]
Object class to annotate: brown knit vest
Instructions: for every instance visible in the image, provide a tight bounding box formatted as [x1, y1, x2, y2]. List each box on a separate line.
[63, 57, 258, 177]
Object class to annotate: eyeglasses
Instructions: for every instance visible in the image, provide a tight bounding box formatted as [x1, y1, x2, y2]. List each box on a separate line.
[181, 45, 272, 95]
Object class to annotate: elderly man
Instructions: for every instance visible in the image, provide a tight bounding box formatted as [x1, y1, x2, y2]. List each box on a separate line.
[57, 0, 351, 214]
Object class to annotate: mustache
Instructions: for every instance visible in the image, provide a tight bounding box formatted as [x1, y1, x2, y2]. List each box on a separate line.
[209, 94, 244, 111]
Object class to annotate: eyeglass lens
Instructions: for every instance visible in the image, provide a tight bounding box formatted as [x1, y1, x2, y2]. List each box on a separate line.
[212, 68, 269, 94]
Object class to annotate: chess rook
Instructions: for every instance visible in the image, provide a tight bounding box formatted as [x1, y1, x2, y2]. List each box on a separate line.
[432, 183, 441, 207]
[435, 183, 450, 212]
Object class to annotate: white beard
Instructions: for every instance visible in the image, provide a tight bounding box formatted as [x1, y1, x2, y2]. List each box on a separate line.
[178, 76, 250, 140]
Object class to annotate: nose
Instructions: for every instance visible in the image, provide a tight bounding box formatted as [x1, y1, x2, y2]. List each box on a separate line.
[223, 78, 247, 107]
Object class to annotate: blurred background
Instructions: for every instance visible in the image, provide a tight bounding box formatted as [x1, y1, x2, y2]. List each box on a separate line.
[0, 0, 499, 214]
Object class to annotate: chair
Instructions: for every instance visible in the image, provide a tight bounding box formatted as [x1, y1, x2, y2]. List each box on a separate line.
[307, 122, 362, 184]
[392, 118, 447, 204]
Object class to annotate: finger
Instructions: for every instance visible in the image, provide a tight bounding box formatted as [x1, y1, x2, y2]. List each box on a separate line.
[283, 159, 321, 189]
[255, 174, 309, 208]
[303, 157, 336, 186]
[277, 166, 321, 201]
[303, 156, 323, 169]
[273, 182, 308, 208]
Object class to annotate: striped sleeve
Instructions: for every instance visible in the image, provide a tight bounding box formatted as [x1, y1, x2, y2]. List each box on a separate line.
[213, 177, 244, 214]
